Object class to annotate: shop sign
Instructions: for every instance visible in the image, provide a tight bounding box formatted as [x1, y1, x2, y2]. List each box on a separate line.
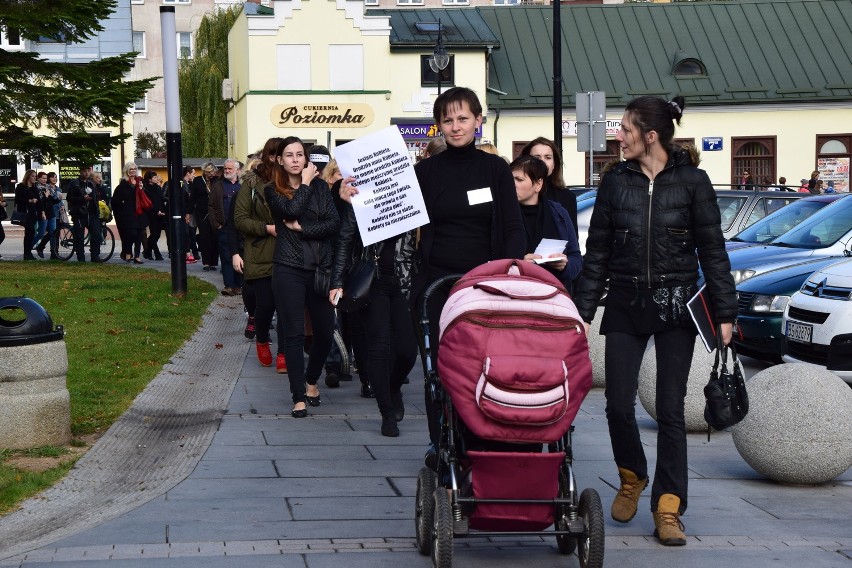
[394, 122, 483, 139]
[562, 119, 621, 137]
[270, 103, 374, 128]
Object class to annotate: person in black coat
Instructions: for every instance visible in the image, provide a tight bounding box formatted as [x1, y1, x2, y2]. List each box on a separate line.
[574, 95, 736, 546]
[112, 162, 149, 264]
[188, 162, 219, 270]
[14, 169, 40, 260]
[141, 170, 166, 260]
[520, 136, 578, 238]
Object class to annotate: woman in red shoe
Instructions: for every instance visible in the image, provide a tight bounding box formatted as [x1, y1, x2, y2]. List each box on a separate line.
[264, 137, 340, 418]
[234, 138, 285, 371]
[574, 95, 736, 546]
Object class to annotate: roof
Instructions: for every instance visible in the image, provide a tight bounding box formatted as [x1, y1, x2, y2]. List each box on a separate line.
[475, 0, 852, 110]
[368, 8, 500, 49]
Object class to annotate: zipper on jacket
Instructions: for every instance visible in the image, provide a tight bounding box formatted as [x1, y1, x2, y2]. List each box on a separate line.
[646, 179, 654, 289]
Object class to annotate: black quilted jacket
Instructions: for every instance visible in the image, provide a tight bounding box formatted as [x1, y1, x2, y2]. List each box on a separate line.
[574, 148, 737, 324]
[264, 178, 340, 271]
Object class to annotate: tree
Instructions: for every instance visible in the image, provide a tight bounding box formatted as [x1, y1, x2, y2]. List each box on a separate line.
[135, 130, 167, 159]
[178, 5, 241, 158]
[0, 0, 155, 165]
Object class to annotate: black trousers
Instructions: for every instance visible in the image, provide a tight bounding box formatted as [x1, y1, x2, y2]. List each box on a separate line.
[245, 276, 279, 347]
[604, 327, 695, 513]
[197, 220, 218, 267]
[363, 278, 418, 416]
[272, 265, 335, 405]
[22, 213, 36, 257]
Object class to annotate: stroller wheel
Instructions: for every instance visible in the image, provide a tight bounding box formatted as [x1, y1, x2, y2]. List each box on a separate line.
[577, 488, 605, 568]
[415, 468, 437, 555]
[431, 488, 453, 568]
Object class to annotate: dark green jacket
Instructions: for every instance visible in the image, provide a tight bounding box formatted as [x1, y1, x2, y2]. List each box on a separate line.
[233, 170, 275, 281]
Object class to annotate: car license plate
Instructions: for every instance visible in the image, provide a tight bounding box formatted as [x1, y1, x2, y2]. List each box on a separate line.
[786, 320, 812, 344]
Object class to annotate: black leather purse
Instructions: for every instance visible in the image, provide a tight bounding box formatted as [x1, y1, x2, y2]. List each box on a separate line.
[704, 326, 749, 437]
[10, 210, 27, 226]
[337, 244, 382, 313]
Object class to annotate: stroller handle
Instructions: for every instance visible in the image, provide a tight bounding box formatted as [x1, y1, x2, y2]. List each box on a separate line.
[419, 274, 464, 320]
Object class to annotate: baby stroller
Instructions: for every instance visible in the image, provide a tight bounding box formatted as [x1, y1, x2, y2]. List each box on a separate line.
[415, 260, 604, 568]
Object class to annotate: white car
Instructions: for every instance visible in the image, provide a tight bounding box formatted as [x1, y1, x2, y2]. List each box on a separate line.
[782, 257, 852, 384]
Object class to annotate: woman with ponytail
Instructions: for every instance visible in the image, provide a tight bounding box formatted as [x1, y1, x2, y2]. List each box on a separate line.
[574, 95, 736, 546]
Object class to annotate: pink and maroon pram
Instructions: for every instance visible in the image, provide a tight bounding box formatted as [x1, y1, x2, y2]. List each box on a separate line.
[414, 260, 604, 568]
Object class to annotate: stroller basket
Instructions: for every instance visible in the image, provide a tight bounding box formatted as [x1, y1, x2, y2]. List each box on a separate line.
[462, 450, 565, 531]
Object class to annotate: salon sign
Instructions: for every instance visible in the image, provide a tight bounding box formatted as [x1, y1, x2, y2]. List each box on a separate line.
[270, 103, 374, 128]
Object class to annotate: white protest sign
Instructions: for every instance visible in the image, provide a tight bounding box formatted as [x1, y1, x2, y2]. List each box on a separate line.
[334, 126, 429, 247]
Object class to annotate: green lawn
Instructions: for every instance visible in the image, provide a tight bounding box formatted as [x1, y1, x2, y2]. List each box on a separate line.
[0, 261, 216, 513]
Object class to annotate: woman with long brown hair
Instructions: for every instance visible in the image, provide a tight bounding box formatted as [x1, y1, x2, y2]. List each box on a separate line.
[263, 136, 340, 418]
[14, 169, 40, 260]
[520, 137, 578, 238]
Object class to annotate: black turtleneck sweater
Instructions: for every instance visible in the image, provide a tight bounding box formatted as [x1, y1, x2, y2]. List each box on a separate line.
[413, 141, 525, 285]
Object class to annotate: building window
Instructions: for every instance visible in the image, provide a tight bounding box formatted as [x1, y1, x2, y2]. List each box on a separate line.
[176, 32, 192, 59]
[329, 45, 364, 91]
[493, 0, 521, 4]
[732, 137, 776, 189]
[277, 44, 311, 90]
[443, 0, 469, 4]
[132, 31, 145, 58]
[672, 58, 706, 76]
[133, 97, 148, 113]
[163, 0, 191, 4]
[397, 0, 424, 5]
[131, 0, 144, 4]
[0, 27, 22, 50]
[420, 54, 454, 88]
[816, 134, 851, 193]
[364, 0, 378, 4]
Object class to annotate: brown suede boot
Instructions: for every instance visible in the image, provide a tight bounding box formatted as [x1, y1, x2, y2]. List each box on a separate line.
[653, 494, 687, 546]
[611, 467, 648, 523]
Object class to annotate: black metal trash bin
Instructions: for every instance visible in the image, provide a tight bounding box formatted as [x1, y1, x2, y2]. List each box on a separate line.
[0, 297, 70, 449]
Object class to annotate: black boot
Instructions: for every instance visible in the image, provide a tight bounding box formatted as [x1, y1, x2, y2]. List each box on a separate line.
[381, 413, 399, 437]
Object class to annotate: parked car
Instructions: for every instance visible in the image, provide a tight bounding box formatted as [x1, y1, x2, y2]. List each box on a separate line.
[726, 194, 848, 252]
[725, 193, 852, 285]
[781, 258, 852, 384]
[716, 189, 803, 240]
[732, 257, 845, 362]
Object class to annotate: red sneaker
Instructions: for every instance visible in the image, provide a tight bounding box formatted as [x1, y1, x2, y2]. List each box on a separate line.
[276, 353, 288, 374]
[256, 342, 273, 367]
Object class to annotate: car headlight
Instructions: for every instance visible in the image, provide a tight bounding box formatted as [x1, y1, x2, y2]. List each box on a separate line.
[750, 294, 790, 313]
[731, 269, 756, 284]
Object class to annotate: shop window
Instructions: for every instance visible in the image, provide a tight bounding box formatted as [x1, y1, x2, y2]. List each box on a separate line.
[420, 55, 454, 88]
[817, 134, 851, 193]
[732, 137, 776, 189]
[494, 0, 521, 4]
[329, 45, 363, 91]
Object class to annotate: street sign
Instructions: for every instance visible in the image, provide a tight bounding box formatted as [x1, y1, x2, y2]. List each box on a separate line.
[576, 92, 607, 152]
[702, 137, 723, 151]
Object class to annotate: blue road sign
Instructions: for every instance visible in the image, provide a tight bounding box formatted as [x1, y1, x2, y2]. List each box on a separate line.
[703, 137, 723, 151]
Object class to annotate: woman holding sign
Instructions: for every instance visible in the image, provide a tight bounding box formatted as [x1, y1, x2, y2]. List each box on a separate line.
[329, 190, 417, 437]
[264, 137, 340, 418]
[574, 96, 736, 546]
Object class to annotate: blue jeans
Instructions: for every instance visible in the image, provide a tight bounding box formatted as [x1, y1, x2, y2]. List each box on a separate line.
[34, 218, 47, 246]
[604, 327, 695, 513]
[216, 228, 239, 288]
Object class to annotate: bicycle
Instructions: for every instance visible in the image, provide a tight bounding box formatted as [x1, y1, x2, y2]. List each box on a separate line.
[57, 219, 116, 262]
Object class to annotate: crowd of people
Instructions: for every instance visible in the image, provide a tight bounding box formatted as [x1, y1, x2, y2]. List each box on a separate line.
[1, 87, 746, 547]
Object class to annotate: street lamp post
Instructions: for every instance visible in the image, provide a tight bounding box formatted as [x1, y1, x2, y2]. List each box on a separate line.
[429, 19, 450, 95]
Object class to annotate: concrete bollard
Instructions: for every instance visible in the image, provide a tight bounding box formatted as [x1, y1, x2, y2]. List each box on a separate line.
[0, 297, 71, 449]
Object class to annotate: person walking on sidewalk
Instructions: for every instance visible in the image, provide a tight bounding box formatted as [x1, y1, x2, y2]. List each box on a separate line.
[66, 165, 102, 262]
[330, 187, 417, 437]
[264, 137, 340, 418]
[209, 159, 243, 296]
[14, 170, 40, 260]
[181, 166, 200, 264]
[234, 138, 285, 370]
[573, 95, 737, 547]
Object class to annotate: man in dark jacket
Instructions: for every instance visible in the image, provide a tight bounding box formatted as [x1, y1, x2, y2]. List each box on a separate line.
[209, 159, 242, 295]
[65, 165, 102, 262]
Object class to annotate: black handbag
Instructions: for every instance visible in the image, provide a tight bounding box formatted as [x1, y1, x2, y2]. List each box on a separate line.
[704, 326, 749, 437]
[10, 210, 28, 226]
[337, 244, 381, 313]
